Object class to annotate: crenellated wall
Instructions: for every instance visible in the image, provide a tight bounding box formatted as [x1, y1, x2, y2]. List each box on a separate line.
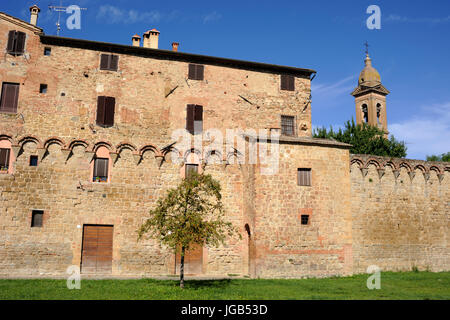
[350, 154, 450, 273]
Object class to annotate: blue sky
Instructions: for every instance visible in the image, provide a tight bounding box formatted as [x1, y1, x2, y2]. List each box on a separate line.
[3, 0, 450, 160]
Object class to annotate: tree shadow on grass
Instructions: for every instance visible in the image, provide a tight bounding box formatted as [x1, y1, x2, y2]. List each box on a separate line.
[181, 279, 233, 289]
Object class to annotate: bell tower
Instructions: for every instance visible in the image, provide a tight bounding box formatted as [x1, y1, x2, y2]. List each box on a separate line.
[351, 47, 390, 136]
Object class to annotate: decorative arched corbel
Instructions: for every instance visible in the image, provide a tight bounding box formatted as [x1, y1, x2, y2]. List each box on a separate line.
[408, 171, 415, 181]
[61, 149, 72, 163]
[437, 173, 444, 183]
[85, 150, 95, 162]
[37, 147, 47, 160]
[360, 168, 368, 178]
[11, 145, 21, 158]
[392, 169, 400, 180]
[133, 152, 142, 165]
[423, 172, 430, 182]
[109, 152, 119, 166]
[377, 168, 385, 179]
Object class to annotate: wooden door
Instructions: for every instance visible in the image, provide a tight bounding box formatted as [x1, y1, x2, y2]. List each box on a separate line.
[81, 225, 113, 274]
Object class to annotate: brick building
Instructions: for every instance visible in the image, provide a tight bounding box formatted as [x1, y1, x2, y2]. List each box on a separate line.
[0, 7, 448, 278]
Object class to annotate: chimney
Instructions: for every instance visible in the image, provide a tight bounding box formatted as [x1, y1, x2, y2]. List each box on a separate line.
[172, 42, 179, 52]
[132, 34, 141, 47]
[143, 28, 160, 49]
[29, 5, 40, 26]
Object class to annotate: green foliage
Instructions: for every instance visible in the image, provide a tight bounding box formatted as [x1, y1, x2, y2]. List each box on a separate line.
[426, 152, 450, 162]
[313, 118, 407, 158]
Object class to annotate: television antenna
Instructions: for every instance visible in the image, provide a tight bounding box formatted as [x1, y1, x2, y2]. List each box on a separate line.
[48, 0, 87, 36]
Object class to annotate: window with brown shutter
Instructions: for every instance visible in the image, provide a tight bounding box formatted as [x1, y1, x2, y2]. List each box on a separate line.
[0, 82, 20, 113]
[281, 74, 295, 91]
[186, 104, 203, 134]
[185, 164, 198, 178]
[6, 30, 26, 55]
[31, 210, 44, 228]
[0, 148, 10, 172]
[96, 96, 115, 127]
[188, 64, 204, 80]
[297, 168, 311, 186]
[100, 54, 119, 71]
[281, 115, 295, 136]
[93, 158, 109, 182]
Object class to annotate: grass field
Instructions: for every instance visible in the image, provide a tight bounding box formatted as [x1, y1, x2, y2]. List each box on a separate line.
[0, 272, 449, 300]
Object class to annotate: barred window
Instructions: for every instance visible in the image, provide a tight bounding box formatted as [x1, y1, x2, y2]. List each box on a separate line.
[281, 115, 295, 136]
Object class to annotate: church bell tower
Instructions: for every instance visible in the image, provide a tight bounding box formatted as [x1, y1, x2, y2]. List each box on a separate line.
[351, 47, 390, 136]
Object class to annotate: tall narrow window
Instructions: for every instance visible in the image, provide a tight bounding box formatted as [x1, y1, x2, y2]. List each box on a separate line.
[186, 104, 203, 134]
[185, 164, 198, 178]
[100, 54, 119, 71]
[31, 210, 44, 228]
[93, 158, 109, 183]
[376, 103, 381, 124]
[6, 30, 26, 55]
[280, 74, 295, 91]
[0, 82, 20, 113]
[297, 168, 311, 186]
[0, 148, 10, 172]
[44, 47, 51, 56]
[188, 64, 204, 80]
[96, 96, 116, 127]
[281, 115, 295, 136]
[29, 155, 38, 167]
[301, 215, 310, 225]
[39, 84, 48, 94]
[362, 104, 368, 123]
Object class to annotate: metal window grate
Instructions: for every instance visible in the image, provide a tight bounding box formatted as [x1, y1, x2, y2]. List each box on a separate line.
[281, 115, 295, 136]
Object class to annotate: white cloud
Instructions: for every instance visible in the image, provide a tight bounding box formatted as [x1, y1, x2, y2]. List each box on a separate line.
[312, 75, 356, 96]
[97, 5, 161, 24]
[385, 14, 450, 24]
[202, 11, 222, 24]
[389, 101, 450, 160]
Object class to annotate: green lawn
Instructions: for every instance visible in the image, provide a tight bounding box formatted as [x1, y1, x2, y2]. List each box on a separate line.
[0, 272, 449, 300]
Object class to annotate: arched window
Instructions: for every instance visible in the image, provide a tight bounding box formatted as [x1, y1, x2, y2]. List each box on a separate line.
[361, 104, 368, 123]
[91, 146, 111, 183]
[0, 139, 13, 174]
[376, 103, 381, 124]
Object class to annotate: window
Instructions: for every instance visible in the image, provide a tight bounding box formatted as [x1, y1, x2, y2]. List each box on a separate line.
[31, 210, 44, 228]
[93, 158, 109, 182]
[281, 115, 295, 136]
[39, 84, 47, 94]
[96, 96, 115, 127]
[280, 74, 295, 91]
[186, 104, 203, 134]
[185, 164, 198, 178]
[100, 54, 119, 71]
[44, 47, 51, 56]
[301, 215, 309, 225]
[0, 148, 10, 172]
[0, 82, 20, 113]
[362, 104, 368, 123]
[6, 30, 26, 55]
[188, 64, 204, 80]
[297, 168, 311, 186]
[30, 155, 38, 167]
[376, 103, 381, 124]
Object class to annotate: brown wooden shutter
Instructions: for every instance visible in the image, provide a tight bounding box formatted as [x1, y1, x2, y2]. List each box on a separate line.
[297, 168, 311, 186]
[15, 32, 26, 54]
[281, 74, 288, 90]
[186, 104, 195, 133]
[6, 31, 16, 53]
[104, 97, 115, 126]
[281, 75, 294, 91]
[109, 55, 119, 71]
[188, 64, 196, 79]
[0, 148, 10, 167]
[0, 83, 20, 113]
[196, 65, 204, 80]
[100, 54, 109, 70]
[96, 96, 106, 125]
[194, 105, 203, 133]
[289, 75, 295, 91]
[94, 158, 108, 178]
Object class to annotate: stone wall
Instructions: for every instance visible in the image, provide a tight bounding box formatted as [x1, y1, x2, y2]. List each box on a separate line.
[350, 154, 450, 273]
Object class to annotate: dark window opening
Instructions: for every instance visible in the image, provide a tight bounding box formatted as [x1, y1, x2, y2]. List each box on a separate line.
[301, 215, 309, 225]
[297, 168, 311, 186]
[362, 104, 368, 123]
[188, 64, 204, 80]
[29, 155, 38, 167]
[31, 210, 44, 228]
[39, 84, 47, 94]
[96, 96, 115, 127]
[93, 158, 109, 182]
[100, 54, 119, 71]
[0, 148, 11, 172]
[281, 115, 295, 136]
[44, 47, 51, 56]
[376, 104, 381, 124]
[0, 82, 20, 113]
[6, 30, 26, 55]
[186, 104, 203, 134]
[185, 163, 198, 178]
[280, 74, 295, 91]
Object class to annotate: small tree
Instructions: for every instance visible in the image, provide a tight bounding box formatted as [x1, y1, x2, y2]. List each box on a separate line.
[138, 172, 240, 288]
[313, 118, 407, 158]
[427, 152, 450, 162]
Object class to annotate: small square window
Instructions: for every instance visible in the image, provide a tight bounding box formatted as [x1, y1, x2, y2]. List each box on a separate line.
[30, 155, 38, 166]
[301, 215, 309, 225]
[39, 84, 47, 94]
[31, 210, 44, 228]
[44, 47, 51, 56]
[297, 168, 311, 186]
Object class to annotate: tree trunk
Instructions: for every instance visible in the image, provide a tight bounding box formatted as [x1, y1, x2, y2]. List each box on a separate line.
[180, 245, 185, 289]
